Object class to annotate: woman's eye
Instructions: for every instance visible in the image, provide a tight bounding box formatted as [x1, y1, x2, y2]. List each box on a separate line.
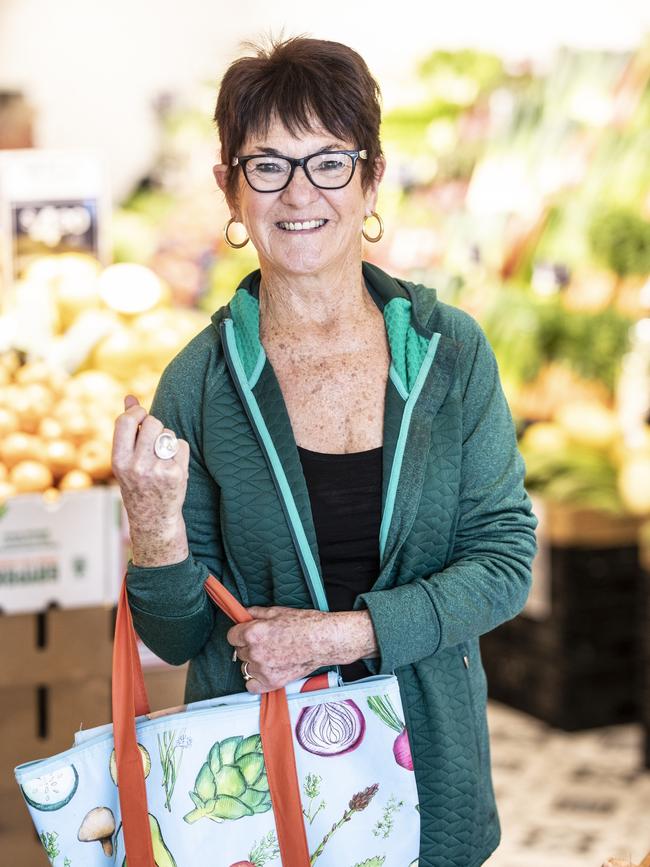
[253, 162, 283, 174]
[316, 159, 343, 172]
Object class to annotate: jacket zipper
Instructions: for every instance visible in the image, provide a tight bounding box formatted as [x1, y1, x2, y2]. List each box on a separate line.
[220, 318, 329, 612]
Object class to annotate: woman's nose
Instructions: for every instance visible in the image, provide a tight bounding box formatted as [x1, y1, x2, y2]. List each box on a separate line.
[281, 166, 319, 204]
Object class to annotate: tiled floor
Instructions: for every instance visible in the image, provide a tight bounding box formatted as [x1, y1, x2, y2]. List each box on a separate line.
[484, 702, 650, 867]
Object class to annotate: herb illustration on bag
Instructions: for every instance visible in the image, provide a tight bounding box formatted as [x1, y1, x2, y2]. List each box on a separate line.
[367, 695, 413, 770]
[302, 772, 326, 824]
[183, 734, 271, 824]
[39, 829, 60, 863]
[310, 783, 379, 864]
[350, 859, 386, 867]
[22, 764, 79, 811]
[158, 729, 190, 811]
[229, 829, 280, 866]
[372, 794, 404, 839]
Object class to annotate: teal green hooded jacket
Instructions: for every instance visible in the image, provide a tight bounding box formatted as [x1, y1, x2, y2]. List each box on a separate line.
[127, 261, 538, 867]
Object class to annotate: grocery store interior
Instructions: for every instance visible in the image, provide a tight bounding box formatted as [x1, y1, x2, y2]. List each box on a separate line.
[1, 1, 650, 865]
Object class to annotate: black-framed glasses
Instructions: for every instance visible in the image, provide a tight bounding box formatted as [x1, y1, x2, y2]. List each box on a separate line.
[232, 149, 368, 193]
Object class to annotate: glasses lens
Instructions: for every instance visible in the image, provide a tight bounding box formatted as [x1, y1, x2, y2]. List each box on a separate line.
[244, 156, 292, 191]
[306, 152, 354, 188]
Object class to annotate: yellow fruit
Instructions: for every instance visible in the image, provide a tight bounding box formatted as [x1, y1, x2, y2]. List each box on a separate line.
[91, 328, 143, 381]
[13, 383, 54, 433]
[0, 464, 7, 482]
[42, 487, 61, 505]
[10, 460, 54, 493]
[0, 433, 44, 468]
[43, 439, 78, 479]
[0, 407, 19, 437]
[554, 402, 619, 450]
[59, 469, 93, 490]
[0, 350, 21, 376]
[38, 417, 65, 440]
[15, 362, 67, 394]
[65, 370, 122, 403]
[0, 480, 16, 502]
[619, 456, 650, 515]
[78, 439, 113, 481]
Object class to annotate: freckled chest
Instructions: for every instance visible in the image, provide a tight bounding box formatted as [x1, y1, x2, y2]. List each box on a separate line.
[262, 318, 390, 453]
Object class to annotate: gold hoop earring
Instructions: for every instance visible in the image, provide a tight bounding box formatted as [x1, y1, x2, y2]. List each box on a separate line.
[224, 217, 249, 249]
[362, 211, 384, 243]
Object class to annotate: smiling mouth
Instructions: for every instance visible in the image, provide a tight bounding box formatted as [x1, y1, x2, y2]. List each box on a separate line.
[276, 219, 328, 232]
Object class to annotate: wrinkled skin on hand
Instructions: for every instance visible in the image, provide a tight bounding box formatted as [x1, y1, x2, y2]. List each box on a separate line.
[227, 605, 376, 694]
[111, 395, 190, 566]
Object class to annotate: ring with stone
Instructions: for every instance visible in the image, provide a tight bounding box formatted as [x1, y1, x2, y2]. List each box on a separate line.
[241, 661, 253, 682]
[153, 430, 179, 460]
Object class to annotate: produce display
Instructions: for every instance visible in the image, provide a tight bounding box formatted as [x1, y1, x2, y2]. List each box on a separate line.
[0, 253, 208, 500]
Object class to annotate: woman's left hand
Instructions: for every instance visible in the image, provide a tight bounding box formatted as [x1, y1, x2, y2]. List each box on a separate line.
[227, 606, 337, 694]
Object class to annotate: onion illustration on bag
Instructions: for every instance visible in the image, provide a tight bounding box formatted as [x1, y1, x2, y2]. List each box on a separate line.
[295, 700, 366, 756]
[183, 734, 271, 823]
[367, 696, 414, 771]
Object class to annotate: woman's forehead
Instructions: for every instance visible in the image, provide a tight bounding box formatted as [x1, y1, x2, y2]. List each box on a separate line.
[242, 115, 352, 153]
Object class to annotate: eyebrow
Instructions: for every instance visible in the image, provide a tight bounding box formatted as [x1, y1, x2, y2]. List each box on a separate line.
[251, 143, 346, 155]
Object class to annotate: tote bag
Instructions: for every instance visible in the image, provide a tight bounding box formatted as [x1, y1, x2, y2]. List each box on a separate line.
[15, 576, 421, 867]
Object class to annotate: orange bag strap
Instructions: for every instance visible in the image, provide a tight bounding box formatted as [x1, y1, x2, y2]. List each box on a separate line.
[112, 581, 155, 867]
[203, 576, 311, 866]
[113, 575, 310, 867]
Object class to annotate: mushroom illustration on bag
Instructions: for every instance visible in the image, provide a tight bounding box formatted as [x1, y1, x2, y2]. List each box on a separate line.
[77, 807, 115, 856]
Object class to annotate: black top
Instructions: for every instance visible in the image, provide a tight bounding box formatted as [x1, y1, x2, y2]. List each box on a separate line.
[297, 445, 383, 682]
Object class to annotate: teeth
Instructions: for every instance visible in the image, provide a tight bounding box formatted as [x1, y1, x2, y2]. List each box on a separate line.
[278, 219, 326, 231]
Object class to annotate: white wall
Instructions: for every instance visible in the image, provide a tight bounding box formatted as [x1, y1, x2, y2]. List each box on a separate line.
[1, 0, 649, 201]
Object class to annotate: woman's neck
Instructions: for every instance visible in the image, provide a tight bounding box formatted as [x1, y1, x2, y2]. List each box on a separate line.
[258, 260, 378, 341]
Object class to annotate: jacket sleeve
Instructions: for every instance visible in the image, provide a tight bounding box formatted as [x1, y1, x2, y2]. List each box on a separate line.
[125, 359, 224, 666]
[356, 325, 538, 674]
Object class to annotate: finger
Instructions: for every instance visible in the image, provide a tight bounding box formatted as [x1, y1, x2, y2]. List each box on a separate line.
[174, 438, 190, 472]
[227, 624, 249, 648]
[124, 394, 140, 411]
[133, 416, 165, 458]
[246, 606, 278, 619]
[112, 406, 150, 467]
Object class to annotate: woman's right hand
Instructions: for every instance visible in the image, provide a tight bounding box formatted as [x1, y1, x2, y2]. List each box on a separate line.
[111, 395, 190, 567]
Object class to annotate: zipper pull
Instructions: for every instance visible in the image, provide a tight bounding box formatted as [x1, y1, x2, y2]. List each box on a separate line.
[463, 654, 470, 669]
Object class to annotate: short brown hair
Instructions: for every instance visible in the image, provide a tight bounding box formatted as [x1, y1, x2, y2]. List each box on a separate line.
[214, 36, 383, 203]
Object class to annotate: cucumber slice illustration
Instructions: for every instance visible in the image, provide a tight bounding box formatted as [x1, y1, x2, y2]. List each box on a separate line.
[22, 765, 79, 811]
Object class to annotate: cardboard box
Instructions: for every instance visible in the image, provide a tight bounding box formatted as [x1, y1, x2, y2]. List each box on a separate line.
[143, 664, 188, 712]
[0, 487, 121, 614]
[105, 483, 130, 606]
[0, 789, 45, 866]
[2, 678, 111, 793]
[0, 605, 114, 689]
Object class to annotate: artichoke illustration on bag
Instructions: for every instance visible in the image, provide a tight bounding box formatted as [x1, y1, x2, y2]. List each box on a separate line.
[184, 734, 271, 824]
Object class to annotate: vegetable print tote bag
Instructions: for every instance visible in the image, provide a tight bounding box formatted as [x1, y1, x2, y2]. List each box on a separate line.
[15, 576, 421, 867]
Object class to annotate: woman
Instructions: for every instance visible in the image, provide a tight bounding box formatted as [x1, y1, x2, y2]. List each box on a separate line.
[112, 36, 537, 866]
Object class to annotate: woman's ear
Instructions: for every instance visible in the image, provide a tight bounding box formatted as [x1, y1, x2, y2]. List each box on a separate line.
[365, 155, 386, 214]
[213, 164, 238, 217]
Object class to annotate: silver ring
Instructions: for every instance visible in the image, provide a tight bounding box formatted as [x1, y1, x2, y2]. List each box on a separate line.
[154, 430, 178, 460]
[232, 648, 238, 663]
[241, 661, 253, 682]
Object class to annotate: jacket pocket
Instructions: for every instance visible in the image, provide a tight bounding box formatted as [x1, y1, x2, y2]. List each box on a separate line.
[459, 642, 485, 773]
